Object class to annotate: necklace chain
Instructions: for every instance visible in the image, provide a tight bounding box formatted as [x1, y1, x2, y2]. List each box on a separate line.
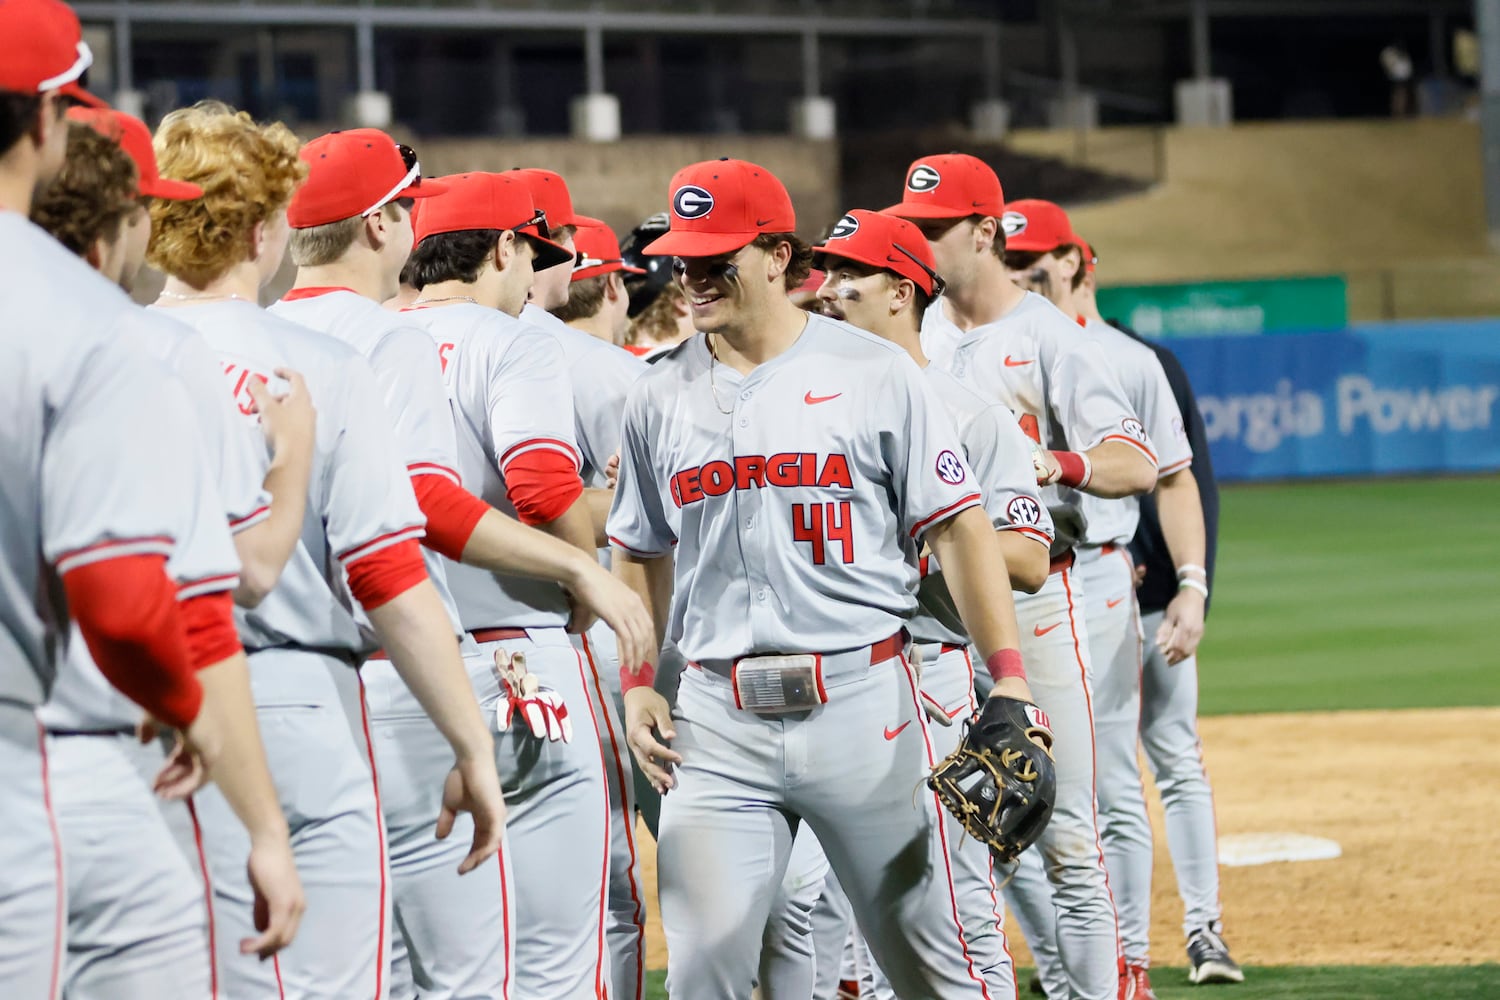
[706, 334, 735, 416]
[157, 290, 253, 303]
[410, 295, 478, 307]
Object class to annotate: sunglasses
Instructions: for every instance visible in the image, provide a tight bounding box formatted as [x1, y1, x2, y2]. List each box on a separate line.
[398, 143, 419, 180]
[511, 208, 555, 242]
[890, 242, 946, 297]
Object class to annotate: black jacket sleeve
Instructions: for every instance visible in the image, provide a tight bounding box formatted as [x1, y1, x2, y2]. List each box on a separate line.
[1118, 326, 1221, 617]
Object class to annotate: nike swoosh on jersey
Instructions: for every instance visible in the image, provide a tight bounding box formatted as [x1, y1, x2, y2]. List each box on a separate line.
[1033, 621, 1063, 637]
[944, 702, 969, 720]
[804, 391, 842, 405]
[1004, 356, 1034, 367]
[883, 721, 912, 740]
[1106, 597, 1126, 609]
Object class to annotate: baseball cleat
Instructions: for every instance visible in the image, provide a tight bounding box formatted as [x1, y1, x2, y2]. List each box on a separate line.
[1187, 926, 1245, 984]
[1125, 963, 1158, 1000]
[1027, 970, 1046, 996]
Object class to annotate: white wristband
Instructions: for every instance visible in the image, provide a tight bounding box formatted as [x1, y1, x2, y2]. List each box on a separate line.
[1176, 563, 1208, 580]
[1178, 577, 1209, 598]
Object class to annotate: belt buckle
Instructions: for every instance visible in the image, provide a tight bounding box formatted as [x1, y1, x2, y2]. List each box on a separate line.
[731, 654, 826, 715]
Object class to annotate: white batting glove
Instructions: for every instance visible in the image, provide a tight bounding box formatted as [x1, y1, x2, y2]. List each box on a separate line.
[493, 650, 572, 743]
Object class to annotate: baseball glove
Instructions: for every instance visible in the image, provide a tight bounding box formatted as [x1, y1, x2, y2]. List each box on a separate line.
[927, 695, 1057, 863]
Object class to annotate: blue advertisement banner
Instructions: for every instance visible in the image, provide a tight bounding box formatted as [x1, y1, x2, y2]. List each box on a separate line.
[1166, 321, 1500, 481]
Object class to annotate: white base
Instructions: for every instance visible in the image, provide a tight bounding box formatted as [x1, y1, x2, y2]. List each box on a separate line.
[1046, 92, 1098, 130]
[570, 93, 621, 142]
[969, 99, 1012, 140]
[1175, 78, 1234, 127]
[790, 96, 837, 140]
[1218, 832, 1342, 867]
[345, 91, 392, 129]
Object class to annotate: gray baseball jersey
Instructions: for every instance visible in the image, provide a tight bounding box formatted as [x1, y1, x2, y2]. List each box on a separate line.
[41, 307, 264, 734]
[271, 289, 466, 637]
[521, 304, 648, 488]
[607, 315, 982, 663]
[922, 291, 1156, 552]
[910, 366, 1055, 647]
[1077, 317, 1192, 547]
[0, 214, 212, 708]
[400, 303, 583, 630]
[159, 301, 426, 685]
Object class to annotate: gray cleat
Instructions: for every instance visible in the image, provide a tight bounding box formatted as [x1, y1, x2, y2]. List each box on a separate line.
[1187, 926, 1245, 985]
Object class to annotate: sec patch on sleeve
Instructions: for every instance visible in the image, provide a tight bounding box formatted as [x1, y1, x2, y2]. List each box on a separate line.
[935, 449, 967, 485]
[1006, 495, 1043, 526]
[1121, 416, 1148, 442]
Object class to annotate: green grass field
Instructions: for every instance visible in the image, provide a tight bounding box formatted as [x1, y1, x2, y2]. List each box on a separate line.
[1197, 476, 1500, 716]
[642, 477, 1500, 998]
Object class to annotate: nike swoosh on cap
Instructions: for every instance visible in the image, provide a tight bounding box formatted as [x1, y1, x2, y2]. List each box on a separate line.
[756, 218, 773, 226]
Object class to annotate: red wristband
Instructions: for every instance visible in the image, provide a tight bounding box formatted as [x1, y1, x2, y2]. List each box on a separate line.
[1052, 451, 1092, 489]
[620, 662, 657, 694]
[984, 648, 1027, 683]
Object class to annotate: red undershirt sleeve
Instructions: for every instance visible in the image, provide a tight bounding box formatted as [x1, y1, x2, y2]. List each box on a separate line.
[63, 554, 203, 730]
[343, 538, 429, 611]
[410, 473, 490, 561]
[503, 450, 584, 526]
[178, 591, 244, 670]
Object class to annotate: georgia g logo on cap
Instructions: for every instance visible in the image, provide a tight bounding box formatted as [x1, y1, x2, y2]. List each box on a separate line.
[673, 185, 715, 220]
[906, 164, 942, 193]
[829, 213, 860, 240]
[1002, 211, 1029, 237]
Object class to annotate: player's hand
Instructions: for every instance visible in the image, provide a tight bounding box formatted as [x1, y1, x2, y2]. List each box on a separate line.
[1133, 563, 1148, 588]
[624, 686, 681, 794]
[1155, 587, 1205, 665]
[563, 561, 654, 672]
[152, 731, 210, 800]
[1032, 446, 1061, 487]
[247, 368, 316, 458]
[494, 649, 572, 743]
[605, 451, 621, 490]
[435, 754, 508, 875]
[243, 834, 305, 958]
[986, 678, 1052, 751]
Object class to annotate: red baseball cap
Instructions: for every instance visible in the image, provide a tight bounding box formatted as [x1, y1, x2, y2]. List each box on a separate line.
[1077, 236, 1097, 273]
[813, 209, 943, 297]
[885, 153, 1004, 220]
[66, 107, 201, 200]
[571, 218, 645, 282]
[1, 0, 106, 108]
[414, 171, 574, 271]
[288, 129, 448, 229]
[642, 158, 796, 258]
[1002, 199, 1079, 254]
[509, 168, 603, 232]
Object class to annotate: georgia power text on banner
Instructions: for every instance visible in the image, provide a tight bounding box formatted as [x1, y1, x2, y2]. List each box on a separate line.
[1168, 320, 1500, 481]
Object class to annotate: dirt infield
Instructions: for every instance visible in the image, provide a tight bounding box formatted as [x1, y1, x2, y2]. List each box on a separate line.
[634, 707, 1500, 971]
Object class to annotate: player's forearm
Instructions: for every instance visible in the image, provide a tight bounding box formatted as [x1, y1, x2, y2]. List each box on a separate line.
[461, 508, 601, 590]
[1080, 440, 1158, 498]
[1154, 466, 1207, 578]
[366, 581, 493, 762]
[233, 455, 312, 607]
[584, 488, 613, 548]
[614, 552, 672, 659]
[191, 652, 289, 844]
[926, 507, 1023, 663]
[997, 532, 1049, 595]
[531, 496, 600, 557]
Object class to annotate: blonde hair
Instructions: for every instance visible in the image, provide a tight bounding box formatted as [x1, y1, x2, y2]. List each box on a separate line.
[147, 101, 306, 286]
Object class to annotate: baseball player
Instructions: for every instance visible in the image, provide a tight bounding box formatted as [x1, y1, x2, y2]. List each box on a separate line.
[398, 169, 618, 999]
[608, 158, 1049, 1000]
[514, 168, 653, 1000]
[1077, 245, 1243, 985]
[556, 216, 645, 347]
[26, 105, 313, 999]
[888, 153, 1158, 1000]
[274, 132, 653, 1000]
[619, 212, 697, 360]
[805, 208, 1055, 999]
[1, 11, 303, 991]
[148, 102, 507, 1000]
[999, 200, 1204, 1000]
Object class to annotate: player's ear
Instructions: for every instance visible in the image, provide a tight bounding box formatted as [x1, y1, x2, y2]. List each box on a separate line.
[889, 275, 915, 315]
[605, 271, 623, 301]
[765, 239, 790, 284]
[492, 230, 515, 272]
[973, 217, 998, 255]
